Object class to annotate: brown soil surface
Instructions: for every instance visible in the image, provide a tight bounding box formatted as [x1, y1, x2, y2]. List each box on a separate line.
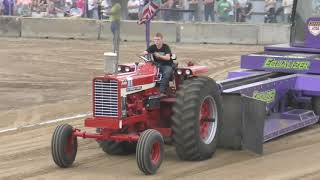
[0, 38, 319, 180]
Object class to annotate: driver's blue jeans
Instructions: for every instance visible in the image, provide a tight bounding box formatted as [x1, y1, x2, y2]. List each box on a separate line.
[159, 65, 173, 93]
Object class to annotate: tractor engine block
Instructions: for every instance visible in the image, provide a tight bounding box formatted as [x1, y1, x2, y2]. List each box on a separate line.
[126, 92, 147, 116]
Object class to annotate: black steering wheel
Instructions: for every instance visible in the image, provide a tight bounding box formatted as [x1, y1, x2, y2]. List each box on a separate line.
[138, 54, 155, 63]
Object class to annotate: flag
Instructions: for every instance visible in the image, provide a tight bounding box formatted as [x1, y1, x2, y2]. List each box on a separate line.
[138, 1, 160, 25]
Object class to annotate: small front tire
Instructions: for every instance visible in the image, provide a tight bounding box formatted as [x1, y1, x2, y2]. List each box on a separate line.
[136, 129, 164, 175]
[51, 124, 78, 168]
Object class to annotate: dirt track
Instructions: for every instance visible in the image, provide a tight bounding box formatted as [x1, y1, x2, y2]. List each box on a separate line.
[0, 38, 320, 180]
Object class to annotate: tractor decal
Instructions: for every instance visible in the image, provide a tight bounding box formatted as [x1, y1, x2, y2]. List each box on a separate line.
[127, 77, 133, 87]
[120, 82, 156, 96]
[308, 20, 320, 36]
[126, 86, 143, 92]
[263, 58, 310, 70]
[252, 89, 276, 104]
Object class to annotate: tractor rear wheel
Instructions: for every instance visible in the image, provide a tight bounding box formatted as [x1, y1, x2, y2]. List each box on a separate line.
[312, 96, 320, 116]
[172, 76, 222, 161]
[51, 124, 78, 168]
[136, 129, 164, 175]
[96, 128, 136, 155]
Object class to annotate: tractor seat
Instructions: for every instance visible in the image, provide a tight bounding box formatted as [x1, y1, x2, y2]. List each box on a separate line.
[171, 54, 178, 70]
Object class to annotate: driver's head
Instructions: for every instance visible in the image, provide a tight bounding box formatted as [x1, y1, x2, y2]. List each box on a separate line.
[153, 33, 164, 48]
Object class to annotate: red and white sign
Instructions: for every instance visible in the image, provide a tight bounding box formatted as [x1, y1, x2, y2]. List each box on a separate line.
[138, 1, 160, 24]
[308, 21, 320, 36]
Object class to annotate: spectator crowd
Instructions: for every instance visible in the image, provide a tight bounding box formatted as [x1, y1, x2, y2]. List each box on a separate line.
[0, 0, 300, 23]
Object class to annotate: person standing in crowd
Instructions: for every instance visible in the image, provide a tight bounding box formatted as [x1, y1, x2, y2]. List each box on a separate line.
[217, 0, 231, 22]
[3, 0, 14, 15]
[54, 0, 64, 13]
[313, 0, 320, 14]
[153, 0, 163, 20]
[109, 0, 121, 53]
[235, 0, 246, 22]
[127, 0, 140, 20]
[38, 0, 48, 14]
[264, 0, 276, 23]
[65, 0, 82, 17]
[16, 0, 32, 16]
[282, 0, 293, 23]
[171, 0, 182, 21]
[163, 0, 174, 21]
[243, 0, 253, 22]
[47, 0, 57, 16]
[64, 0, 72, 16]
[227, 0, 234, 22]
[204, 0, 215, 22]
[68, 2, 83, 17]
[87, 0, 99, 19]
[101, 0, 110, 19]
[75, 0, 85, 17]
[0, 0, 4, 15]
[137, 0, 144, 19]
[46, 0, 64, 16]
[188, 0, 198, 21]
[163, 0, 181, 21]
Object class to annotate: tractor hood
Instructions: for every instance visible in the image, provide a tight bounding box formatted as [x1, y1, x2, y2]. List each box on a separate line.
[100, 63, 158, 95]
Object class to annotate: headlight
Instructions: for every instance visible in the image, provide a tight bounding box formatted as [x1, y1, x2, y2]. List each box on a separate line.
[176, 69, 182, 75]
[118, 66, 122, 72]
[125, 67, 130, 72]
[185, 69, 191, 75]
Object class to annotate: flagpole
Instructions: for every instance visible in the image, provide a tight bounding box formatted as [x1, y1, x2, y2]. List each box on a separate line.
[145, 0, 152, 49]
[140, 0, 159, 49]
[146, 20, 150, 48]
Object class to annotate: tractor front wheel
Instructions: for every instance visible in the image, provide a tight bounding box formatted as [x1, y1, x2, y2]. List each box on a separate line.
[136, 129, 164, 175]
[51, 124, 78, 168]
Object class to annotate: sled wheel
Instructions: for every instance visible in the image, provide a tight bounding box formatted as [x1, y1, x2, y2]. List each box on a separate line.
[51, 124, 78, 168]
[312, 96, 320, 118]
[136, 129, 164, 175]
[172, 76, 222, 161]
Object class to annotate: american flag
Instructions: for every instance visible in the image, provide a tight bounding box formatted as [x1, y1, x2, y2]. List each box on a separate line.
[138, 1, 160, 24]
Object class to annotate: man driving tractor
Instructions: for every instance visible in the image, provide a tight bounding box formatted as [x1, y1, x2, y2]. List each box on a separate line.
[142, 32, 173, 96]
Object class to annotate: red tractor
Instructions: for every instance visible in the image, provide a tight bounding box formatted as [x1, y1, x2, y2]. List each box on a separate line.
[51, 54, 222, 174]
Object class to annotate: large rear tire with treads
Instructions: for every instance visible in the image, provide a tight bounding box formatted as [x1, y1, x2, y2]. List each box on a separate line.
[172, 77, 222, 161]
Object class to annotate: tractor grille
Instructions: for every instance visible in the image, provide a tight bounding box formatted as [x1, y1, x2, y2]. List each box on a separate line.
[94, 79, 119, 117]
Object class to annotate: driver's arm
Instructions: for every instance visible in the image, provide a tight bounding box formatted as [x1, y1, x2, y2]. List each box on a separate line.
[142, 51, 149, 56]
[142, 45, 153, 56]
[155, 53, 171, 61]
